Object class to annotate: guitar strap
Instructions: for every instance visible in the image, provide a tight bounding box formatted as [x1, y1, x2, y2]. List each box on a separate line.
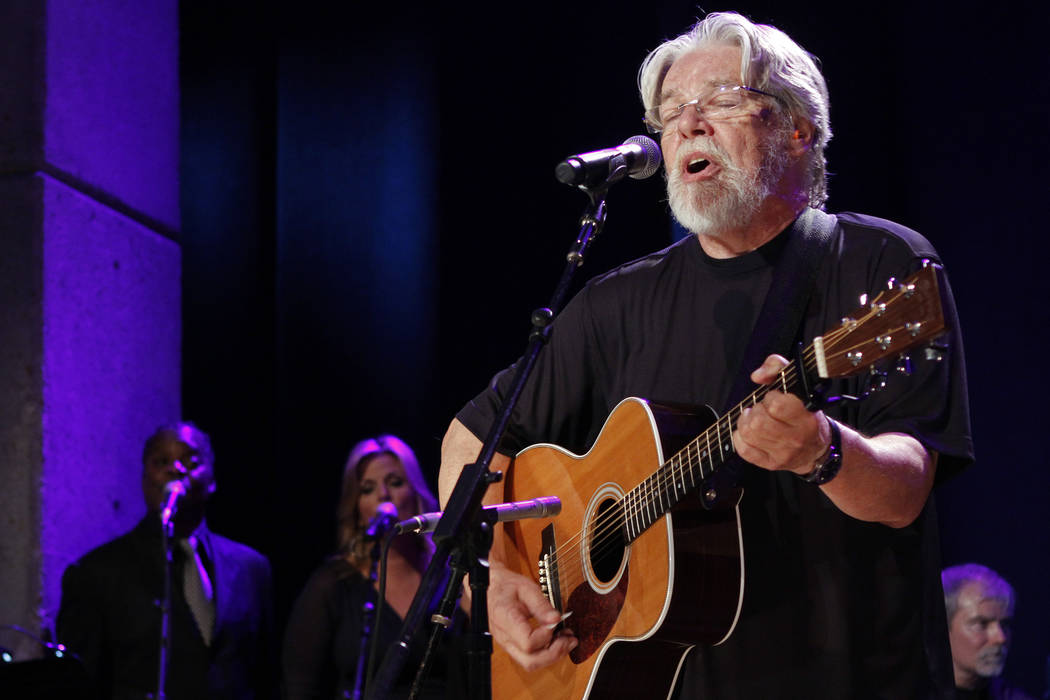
[704, 207, 838, 500]
[723, 206, 838, 411]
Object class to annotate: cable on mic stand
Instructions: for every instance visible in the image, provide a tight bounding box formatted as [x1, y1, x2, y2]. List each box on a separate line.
[356, 528, 397, 699]
[406, 547, 460, 700]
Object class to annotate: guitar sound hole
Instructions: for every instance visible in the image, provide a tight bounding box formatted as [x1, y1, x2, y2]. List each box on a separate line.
[589, 498, 626, 584]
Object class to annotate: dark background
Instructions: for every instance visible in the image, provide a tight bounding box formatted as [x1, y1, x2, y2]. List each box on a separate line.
[180, 1, 1050, 694]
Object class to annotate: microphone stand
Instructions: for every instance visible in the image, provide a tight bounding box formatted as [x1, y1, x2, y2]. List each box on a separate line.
[349, 535, 384, 699]
[366, 170, 623, 700]
[156, 517, 176, 700]
[406, 542, 464, 700]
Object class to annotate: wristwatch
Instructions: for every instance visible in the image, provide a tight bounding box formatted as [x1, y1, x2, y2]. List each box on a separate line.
[799, 416, 842, 485]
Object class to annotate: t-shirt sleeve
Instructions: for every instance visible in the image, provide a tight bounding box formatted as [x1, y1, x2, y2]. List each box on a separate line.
[823, 216, 974, 482]
[456, 282, 610, 456]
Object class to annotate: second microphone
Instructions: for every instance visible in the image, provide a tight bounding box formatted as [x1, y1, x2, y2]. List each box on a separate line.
[395, 496, 562, 535]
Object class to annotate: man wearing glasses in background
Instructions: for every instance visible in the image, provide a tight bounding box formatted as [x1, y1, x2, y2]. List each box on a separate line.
[439, 11, 972, 700]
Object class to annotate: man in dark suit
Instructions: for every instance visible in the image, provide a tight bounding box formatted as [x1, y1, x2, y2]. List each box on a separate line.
[57, 422, 274, 700]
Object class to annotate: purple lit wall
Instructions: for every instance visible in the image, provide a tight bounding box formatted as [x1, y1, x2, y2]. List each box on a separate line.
[0, 0, 180, 658]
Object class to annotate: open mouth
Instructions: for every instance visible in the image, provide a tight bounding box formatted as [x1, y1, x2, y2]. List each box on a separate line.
[686, 158, 710, 174]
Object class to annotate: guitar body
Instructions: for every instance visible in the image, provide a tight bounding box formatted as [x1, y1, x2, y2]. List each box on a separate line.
[488, 264, 951, 699]
[491, 398, 745, 700]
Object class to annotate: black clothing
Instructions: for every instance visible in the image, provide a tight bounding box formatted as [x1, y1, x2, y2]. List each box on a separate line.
[957, 678, 1037, 700]
[457, 212, 974, 699]
[57, 515, 274, 700]
[281, 558, 461, 700]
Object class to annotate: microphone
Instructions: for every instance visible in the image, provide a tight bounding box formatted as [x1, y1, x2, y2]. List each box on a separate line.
[555, 135, 662, 187]
[364, 502, 399, 540]
[160, 479, 188, 528]
[395, 496, 562, 534]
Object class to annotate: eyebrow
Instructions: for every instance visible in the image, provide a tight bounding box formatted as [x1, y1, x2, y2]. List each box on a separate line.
[659, 79, 738, 104]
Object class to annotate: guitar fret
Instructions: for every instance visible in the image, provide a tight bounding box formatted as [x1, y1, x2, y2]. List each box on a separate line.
[664, 464, 674, 507]
[659, 468, 667, 512]
[648, 474, 656, 519]
[687, 442, 698, 487]
[624, 362, 806, 545]
[703, 430, 712, 478]
[648, 474, 658, 524]
[638, 478, 646, 528]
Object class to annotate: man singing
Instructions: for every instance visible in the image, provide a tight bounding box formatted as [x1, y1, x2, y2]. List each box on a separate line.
[439, 11, 972, 700]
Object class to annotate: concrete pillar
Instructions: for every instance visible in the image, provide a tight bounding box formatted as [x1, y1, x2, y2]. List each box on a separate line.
[0, 0, 180, 659]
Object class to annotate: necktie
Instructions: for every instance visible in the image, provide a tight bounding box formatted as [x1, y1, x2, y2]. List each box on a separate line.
[179, 536, 215, 646]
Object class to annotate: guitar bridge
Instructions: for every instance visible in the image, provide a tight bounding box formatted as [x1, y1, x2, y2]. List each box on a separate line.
[538, 523, 562, 612]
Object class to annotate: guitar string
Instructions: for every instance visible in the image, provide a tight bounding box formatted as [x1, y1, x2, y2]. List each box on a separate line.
[615, 307, 921, 526]
[552, 313, 926, 597]
[552, 335, 824, 554]
[545, 360, 809, 595]
[543, 314, 900, 597]
[564, 308, 905, 571]
[547, 347, 818, 570]
[545, 375, 795, 596]
[538, 281, 929, 599]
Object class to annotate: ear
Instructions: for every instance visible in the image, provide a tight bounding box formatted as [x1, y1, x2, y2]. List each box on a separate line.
[788, 119, 815, 157]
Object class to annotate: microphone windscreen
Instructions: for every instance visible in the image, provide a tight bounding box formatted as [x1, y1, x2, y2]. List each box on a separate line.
[624, 134, 662, 180]
[163, 479, 187, 496]
[376, 501, 398, 519]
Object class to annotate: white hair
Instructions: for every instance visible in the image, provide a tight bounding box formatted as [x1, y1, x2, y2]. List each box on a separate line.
[638, 11, 832, 207]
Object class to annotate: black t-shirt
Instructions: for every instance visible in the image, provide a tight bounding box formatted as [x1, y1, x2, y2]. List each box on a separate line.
[956, 678, 1038, 700]
[457, 211, 974, 699]
[280, 558, 463, 700]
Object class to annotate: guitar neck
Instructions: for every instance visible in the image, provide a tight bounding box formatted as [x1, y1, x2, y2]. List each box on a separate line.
[617, 262, 948, 544]
[620, 353, 812, 542]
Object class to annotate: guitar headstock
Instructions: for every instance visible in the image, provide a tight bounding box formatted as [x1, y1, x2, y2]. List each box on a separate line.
[813, 261, 948, 379]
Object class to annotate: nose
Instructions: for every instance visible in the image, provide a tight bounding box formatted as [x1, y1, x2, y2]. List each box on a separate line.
[988, 621, 1008, 645]
[677, 102, 710, 137]
[171, 459, 189, 476]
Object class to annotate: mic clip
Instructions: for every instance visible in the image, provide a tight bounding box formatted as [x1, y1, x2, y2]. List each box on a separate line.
[364, 502, 400, 540]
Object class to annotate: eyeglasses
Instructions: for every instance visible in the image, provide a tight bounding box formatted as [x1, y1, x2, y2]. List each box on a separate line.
[643, 84, 784, 135]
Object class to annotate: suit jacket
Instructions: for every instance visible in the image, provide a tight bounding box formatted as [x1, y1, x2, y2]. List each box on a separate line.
[56, 514, 274, 700]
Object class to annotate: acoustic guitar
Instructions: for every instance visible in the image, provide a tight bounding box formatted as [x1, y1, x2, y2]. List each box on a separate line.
[490, 262, 949, 700]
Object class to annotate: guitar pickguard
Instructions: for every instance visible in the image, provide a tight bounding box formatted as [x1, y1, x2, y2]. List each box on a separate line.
[566, 565, 629, 662]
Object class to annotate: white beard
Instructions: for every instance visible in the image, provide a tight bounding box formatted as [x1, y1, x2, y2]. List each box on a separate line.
[975, 644, 1008, 679]
[666, 131, 792, 238]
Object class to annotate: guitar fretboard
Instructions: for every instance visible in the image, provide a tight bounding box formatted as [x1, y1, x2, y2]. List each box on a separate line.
[620, 359, 807, 543]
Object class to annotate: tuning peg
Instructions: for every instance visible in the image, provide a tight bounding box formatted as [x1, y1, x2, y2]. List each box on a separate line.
[895, 354, 913, 376]
[924, 343, 948, 362]
[866, 365, 888, 394]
